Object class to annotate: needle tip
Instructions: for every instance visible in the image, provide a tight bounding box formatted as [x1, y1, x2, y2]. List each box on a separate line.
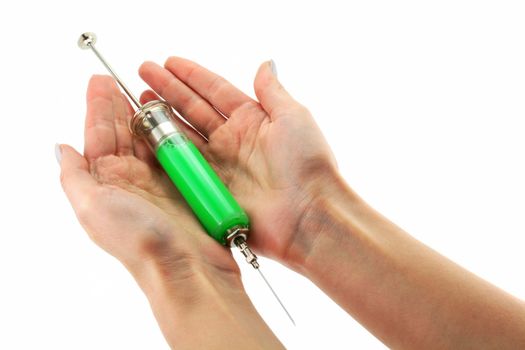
[257, 268, 296, 326]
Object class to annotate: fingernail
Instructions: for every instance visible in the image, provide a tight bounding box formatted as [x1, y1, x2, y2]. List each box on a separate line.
[270, 59, 278, 77]
[55, 143, 62, 165]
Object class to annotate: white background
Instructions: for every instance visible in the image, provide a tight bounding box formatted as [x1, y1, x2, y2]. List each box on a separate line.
[1, 1, 524, 349]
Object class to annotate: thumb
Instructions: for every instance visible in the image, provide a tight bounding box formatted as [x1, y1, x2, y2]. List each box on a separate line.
[58, 144, 99, 216]
[254, 60, 298, 119]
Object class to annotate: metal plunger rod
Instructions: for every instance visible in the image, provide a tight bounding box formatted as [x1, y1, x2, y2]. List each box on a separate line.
[78, 33, 142, 109]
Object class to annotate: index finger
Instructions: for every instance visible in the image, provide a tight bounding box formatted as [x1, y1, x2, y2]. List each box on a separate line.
[164, 57, 254, 117]
[84, 75, 130, 161]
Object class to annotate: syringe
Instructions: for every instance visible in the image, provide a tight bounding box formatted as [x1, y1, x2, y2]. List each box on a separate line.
[78, 32, 294, 326]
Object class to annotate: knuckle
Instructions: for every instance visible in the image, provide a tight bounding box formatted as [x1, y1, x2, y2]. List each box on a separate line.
[183, 62, 200, 82]
[254, 80, 268, 97]
[207, 75, 226, 96]
[75, 187, 101, 225]
[292, 103, 311, 115]
[59, 170, 68, 189]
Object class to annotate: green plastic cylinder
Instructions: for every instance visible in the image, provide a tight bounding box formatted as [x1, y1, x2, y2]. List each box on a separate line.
[156, 133, 250, 244]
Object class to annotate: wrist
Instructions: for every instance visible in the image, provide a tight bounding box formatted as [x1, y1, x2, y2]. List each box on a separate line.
[129, 241, 284, 349]
[132, 237, 244, 312]
[147, 264, 284, 349]
[286, 169, 363, 273]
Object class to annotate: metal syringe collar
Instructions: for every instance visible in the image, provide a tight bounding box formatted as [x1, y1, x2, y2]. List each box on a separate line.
[130, 100, 186, 150]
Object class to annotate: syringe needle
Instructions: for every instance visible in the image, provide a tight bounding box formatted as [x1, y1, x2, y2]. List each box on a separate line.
[232, 235, 295, 326]
[257, 267, 296, 326]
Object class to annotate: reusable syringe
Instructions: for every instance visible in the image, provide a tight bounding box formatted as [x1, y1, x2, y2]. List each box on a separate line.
[78, 32, 294, 326]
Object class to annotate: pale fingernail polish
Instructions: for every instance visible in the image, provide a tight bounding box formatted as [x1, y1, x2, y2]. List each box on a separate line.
[270, 59, 278, 77]
[55, 143, 62, 165]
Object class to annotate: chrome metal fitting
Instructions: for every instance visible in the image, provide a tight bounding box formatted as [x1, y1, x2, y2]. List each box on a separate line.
[130, 100, 185, 150]
[225, 226, 258, 269]
[225, 225, 250, 248]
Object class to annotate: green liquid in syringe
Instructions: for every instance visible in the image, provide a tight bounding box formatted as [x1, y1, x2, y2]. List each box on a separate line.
[156, 134, 249, 244]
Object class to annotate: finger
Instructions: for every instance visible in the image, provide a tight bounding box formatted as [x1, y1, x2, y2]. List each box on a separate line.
[84, 75, 134, 160]
[132, 137, 159, 170]
[254, 60, 299, 119]
[140, 90, 208, 150]
[164, 57, 255, 117]
[84, 75, 117, 160]
[139, 61, 225, 139]
[129, 102, 158, 169]
[58, 144, 100, 220]
[113, 93, 134, 156]
[107, 89, 163, 169]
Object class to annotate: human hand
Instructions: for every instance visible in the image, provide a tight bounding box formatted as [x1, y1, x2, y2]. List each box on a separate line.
[139, 60, 525, 350]
[59, 75, 238, 277]
[58, 75, 284, 349]
[139, 58, 340, 268]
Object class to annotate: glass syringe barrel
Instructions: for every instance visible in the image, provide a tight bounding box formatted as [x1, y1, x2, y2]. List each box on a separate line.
[130, 101, 250, 245]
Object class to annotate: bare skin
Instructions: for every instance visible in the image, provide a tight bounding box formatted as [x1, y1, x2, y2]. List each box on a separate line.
[137, 58, 338, 265]
[60, 58, 525, 349]
[58, 74, 285, 350]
